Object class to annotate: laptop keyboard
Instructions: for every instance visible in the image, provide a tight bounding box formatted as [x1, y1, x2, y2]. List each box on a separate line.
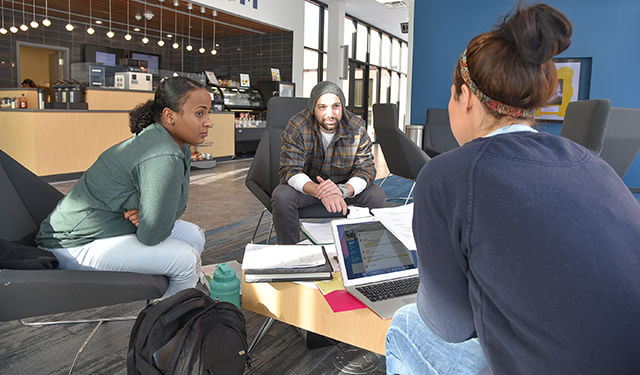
[356, 276, 420, 302]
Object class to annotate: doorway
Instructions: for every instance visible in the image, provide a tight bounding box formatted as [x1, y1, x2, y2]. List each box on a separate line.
[347, 60, 375, 139]
[16, 42, 69, 89]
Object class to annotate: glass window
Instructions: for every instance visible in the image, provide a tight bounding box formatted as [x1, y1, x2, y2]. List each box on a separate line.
[381, 35, 391, 69]
[399, 73, 407, 127]
[370, 31, 380, 67]
[368, 67, 379, 107]
[344, 19, 354, 58]
[304, 2, 320, 49]
[342, 76, 350, 106]
[390, 71, 399, 105]
[400, 43, 408, 74]
[391, 39, 400, 71]
[356, 23, 368, 62]
[303, 49, 319, 97]
[322, 8, 328, 52]
[380, 68, 389, 103]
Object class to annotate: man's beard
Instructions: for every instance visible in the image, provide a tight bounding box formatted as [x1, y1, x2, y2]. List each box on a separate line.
[319, 117, 339, 132]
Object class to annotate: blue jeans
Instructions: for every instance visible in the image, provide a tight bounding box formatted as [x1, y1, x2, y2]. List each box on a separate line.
[45, 220, 205, 300]
[385, 304, 487, 375]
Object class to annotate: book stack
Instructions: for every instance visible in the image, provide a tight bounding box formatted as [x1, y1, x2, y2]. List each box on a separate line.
[242, 244, 333, 283]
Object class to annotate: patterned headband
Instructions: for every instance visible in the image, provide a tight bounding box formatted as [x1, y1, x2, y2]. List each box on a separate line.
[459, 49, 536, 119]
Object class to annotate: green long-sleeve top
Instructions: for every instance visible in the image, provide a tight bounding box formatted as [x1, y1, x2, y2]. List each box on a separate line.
[36, 123, 191, 249]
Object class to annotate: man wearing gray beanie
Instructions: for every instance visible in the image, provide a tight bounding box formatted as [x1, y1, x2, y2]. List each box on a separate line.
[271, 81, 386, 244]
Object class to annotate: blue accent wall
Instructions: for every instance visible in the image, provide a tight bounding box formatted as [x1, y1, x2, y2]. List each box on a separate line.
[411, 0, 640, 187]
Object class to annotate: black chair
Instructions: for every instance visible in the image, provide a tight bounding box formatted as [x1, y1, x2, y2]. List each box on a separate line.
[599, 107, 640, 181]
[560, 99, 612, 155]
[423, 108, 459, 158]
[0, 149, 168, 371]
[245, 96, 345, 244]
[373, 103, 431, 204]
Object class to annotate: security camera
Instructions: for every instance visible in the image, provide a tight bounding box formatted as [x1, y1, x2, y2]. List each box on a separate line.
[144, 12, 154, 20]
[135, 14, 142, 21]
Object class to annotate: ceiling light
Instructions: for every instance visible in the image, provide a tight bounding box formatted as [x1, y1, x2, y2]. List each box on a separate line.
[29, 0, 38, 28]
[10, 0, 17, 33]
[157, 0, 164, 47]
[375, 0, 407, 9]
[0, 0, 7, 34]
[87, 0, 94, 34]
[42, 0, 50, 26]
[142, 0, 149, 44]
[172, 1, 179, 49]
[186, 3, 192, 51]
[211, 10, 217, 55]
[106, 0, 114, 38]
[19, 0, 28, 31]
[199, 6, 205, 53]
[124, 0, 132, 41]
[65, 0, 73, 31]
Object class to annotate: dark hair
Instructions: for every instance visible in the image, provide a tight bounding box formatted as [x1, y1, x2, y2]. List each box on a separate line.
[453, 3, 573, 117]
[129, 76, 205, 134]
[21, 78, 36, 87]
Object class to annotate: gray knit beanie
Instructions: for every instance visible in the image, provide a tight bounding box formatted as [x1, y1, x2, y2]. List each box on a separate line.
[308, 81, 346, 113]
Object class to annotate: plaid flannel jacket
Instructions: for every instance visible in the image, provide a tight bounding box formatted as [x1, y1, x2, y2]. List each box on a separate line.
[278, 108, 376, 186]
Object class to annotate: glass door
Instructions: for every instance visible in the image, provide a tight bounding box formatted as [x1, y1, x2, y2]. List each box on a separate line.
[347, 60, 373, 138]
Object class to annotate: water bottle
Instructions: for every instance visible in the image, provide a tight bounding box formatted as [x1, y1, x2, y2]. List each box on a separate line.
[209, 263, 241, 308]
[37, 88, 46, 109]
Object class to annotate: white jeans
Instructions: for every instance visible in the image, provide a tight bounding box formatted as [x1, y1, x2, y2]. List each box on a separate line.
[46, 220, 205, 299]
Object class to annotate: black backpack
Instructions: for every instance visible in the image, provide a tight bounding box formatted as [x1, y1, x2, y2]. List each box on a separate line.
[127, 288, 249, 375]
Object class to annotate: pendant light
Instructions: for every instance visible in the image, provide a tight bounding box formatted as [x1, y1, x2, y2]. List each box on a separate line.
[0, 0, 7, 34]
[29, 0, 38, 28]
[19, 0, 28, 31]
[106, 0, 114, 38]
[157, 0, 164, 46]
[86, 0, 95, 34]
[10, 0, 18, 33]
[65, 0, 74, 31]
[142, 0, 149, 43]
[210, 10, 217, 55]
[198, 7, 205, 53]
[42, 0, 50, 26]
[124, 0, 132, 40]
[172, 1, 179, 49]
[185, 3, 192, 51]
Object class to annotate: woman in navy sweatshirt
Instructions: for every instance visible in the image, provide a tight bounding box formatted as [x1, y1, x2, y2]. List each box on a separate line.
[385, 3, 640, 374]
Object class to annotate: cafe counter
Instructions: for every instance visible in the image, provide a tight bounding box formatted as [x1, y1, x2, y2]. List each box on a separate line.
[0, 109, 235, 176]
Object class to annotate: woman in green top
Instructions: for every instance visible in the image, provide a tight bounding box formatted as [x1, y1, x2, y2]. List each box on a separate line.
[36, 76, 212, 299]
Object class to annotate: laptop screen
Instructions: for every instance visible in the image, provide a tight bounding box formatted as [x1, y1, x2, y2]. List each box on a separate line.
[335, 220, 417, 281]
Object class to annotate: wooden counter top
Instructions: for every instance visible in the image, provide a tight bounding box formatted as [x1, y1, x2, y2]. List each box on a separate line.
[0, 111, 235, 176]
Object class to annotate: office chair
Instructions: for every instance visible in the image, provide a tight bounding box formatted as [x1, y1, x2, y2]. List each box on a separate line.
[372, 103, 430, 204]
[245, 96, 346, 244]
[599, 107, 640, 181]
[423, 108, 459, 158]
[0, 149, 168, 372]
[560, 99, 612, 155]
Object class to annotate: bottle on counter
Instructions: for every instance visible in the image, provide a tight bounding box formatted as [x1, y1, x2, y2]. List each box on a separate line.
[19, 94, 27, 109]
[37, 87, 46, 109]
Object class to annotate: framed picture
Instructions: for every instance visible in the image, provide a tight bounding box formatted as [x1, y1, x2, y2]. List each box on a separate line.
[535, 57, 592, 122]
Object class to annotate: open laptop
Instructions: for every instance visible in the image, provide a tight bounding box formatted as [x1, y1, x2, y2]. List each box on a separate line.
[331, 216, 419, 319]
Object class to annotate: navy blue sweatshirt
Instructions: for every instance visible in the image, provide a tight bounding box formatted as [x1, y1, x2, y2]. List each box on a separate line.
[413, 131, 640, 374]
